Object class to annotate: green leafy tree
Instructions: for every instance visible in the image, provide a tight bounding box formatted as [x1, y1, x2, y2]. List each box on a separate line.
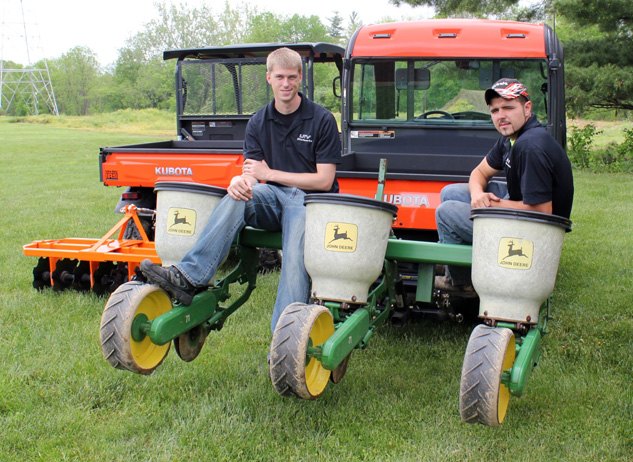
[285, 15, 330, 43]
[243, 13, 338, 112]
[347, 11, 363, 38]
[389, 0, 551, 21]
[245, 14, 330, 43]
[120, 0, 258, 59]
[327, 12, 345, 43]
[48, 46, 101, 115]
[389, 0, 519, 17]
[109, 48, 173, 111]
[555, 0, 633, 112]
[109, 1, 260, 111]
[125, 1, 218, 59]
[245, 12, 285, 43]
[43, 4, 338, 114]
[135, 57, 175, 110]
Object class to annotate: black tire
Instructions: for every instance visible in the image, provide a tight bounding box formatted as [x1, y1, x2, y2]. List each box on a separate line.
[269, 303, 334, 400]
[123, 216, 154, 241]
[99, 281, 172, 375]
[459, 324, 516, 426]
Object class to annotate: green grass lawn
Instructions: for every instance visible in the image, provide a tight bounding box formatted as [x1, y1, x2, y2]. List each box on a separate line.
[0, 119, 631, 461]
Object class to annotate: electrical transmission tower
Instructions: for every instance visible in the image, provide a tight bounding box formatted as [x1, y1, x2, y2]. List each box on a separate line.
[0, 0, 59, 115]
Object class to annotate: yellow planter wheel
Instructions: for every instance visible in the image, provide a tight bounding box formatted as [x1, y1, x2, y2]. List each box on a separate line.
[459, 324, 516, 426]
[269, 302, 335, 400]
[100, 281, 173, 375]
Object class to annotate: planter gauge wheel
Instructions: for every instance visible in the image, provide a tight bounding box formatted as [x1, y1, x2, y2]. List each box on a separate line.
[459, 324, 516, 426]
[100, 281, 172, 375]
[269, 303, 335, 400]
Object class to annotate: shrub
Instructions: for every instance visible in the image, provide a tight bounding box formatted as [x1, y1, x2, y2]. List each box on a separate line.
[588, 128, 633, 173]
[567, 124, 602, 169]
[616, 128, 633, 161]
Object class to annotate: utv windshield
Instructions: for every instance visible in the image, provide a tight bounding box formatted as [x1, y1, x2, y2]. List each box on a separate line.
[180, 58, 270, 116]
[179, 57, 339, 116]
[350, 59, 548, 126]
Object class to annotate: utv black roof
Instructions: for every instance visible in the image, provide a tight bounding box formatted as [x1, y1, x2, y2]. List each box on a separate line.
[163, 42, 345, 62]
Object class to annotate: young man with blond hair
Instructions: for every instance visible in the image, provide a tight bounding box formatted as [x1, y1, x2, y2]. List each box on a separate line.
[141, 47, 341, 331]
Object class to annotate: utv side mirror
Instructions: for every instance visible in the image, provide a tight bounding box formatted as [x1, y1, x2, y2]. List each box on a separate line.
[333, 76, 341, 98]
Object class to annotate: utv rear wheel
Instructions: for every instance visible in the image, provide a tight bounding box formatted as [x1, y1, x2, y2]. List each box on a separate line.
[123, 216, 154, 241]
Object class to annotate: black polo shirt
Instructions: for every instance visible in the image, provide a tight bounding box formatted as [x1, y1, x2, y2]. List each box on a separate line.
[486, 115, 574, 218]
[243, 93, 341, 193]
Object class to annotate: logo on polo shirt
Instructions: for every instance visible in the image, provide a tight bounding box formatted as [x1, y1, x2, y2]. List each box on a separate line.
[297, 133, 312, 143]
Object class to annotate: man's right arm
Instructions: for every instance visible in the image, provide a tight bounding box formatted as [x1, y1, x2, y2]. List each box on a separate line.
[228, 113, 263, 201]
[227, 174, 257, 201]
[468, 156, 553, 213]
[469, 158, 501, 208]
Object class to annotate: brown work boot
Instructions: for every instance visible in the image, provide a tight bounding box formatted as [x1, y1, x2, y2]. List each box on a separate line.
[140, 259, 196, 305]
[434, 275, 477, 297]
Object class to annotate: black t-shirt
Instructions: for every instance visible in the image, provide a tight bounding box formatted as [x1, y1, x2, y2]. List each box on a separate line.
[486, 116, 574, 218]
[243, 94, 341, 193]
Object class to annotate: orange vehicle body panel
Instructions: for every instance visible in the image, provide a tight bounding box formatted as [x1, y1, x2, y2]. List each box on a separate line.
[101, 152, 449, 231]
[352, 19, 547, 59]
[338, 177, 451, 230]
[102, 152, 243, 188]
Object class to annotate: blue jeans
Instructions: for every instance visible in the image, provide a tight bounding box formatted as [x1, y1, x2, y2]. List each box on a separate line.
[435, 181, 508, 285]
[177, 184, 310, 332]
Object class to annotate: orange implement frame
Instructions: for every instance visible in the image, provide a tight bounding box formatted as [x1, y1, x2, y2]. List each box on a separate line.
[23, 205, 160, 289]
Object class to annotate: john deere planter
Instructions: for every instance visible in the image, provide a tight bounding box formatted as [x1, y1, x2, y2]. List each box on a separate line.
[459, 208, 571, 426]
[25, 162, 571, 426]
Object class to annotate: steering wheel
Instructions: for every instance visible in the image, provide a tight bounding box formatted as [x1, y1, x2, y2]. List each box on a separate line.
[452, 111, 491, 121]
[417, 110, 455, 119]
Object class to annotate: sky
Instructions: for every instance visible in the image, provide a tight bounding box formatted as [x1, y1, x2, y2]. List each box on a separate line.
[1, 0, 432, 67]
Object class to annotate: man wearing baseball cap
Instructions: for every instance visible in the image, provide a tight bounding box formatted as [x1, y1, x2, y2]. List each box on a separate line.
[434, 78, 574, 293]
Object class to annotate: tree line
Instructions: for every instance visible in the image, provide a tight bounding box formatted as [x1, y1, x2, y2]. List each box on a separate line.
[1, 2, 357, 117]
[1, 0, 631, 118]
